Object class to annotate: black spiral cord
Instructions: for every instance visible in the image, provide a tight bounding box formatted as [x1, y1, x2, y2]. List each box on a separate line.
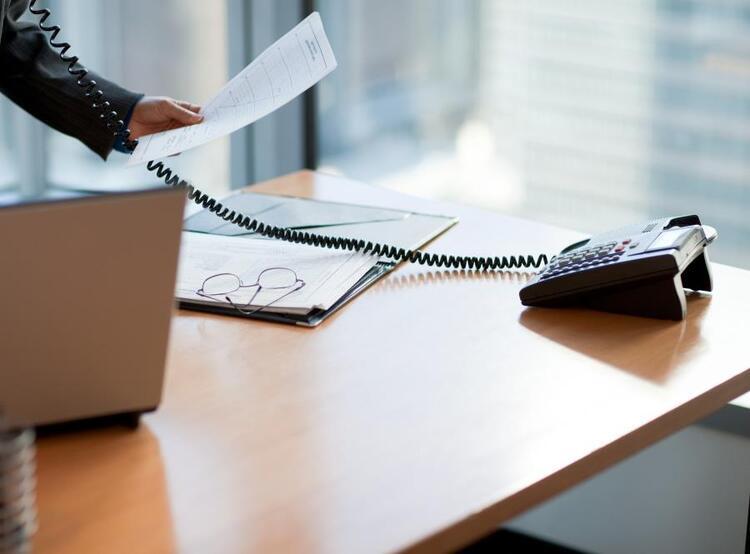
[29, 0, 549, 271]
[28, 0, 138, 152]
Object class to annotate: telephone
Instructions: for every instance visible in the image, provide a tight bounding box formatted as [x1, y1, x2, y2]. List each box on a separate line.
[28, 3, 717, 321]
[520, 216, 717, 320]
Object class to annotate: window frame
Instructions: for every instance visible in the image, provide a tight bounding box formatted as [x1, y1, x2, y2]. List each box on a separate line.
[234, 0, 314, 189]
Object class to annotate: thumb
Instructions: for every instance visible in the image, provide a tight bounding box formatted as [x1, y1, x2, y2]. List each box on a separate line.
[164, 100, 203, 124]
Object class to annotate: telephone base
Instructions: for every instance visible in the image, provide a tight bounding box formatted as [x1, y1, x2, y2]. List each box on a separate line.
[584, 273, 688, 320]
[528, 250, 713, 321]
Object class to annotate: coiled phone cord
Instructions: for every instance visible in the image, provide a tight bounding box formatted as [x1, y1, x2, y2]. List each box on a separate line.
[28, 1, 138, 153]
[29, 1, 549, 271]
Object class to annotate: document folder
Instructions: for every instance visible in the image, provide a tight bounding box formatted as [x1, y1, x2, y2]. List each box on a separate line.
[179, 192, 457, 326]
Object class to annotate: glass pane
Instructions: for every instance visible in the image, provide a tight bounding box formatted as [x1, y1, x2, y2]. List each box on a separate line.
[316, 0, 750, 269]
[0, 99, 17, 193]
[43, 0, 231, 198]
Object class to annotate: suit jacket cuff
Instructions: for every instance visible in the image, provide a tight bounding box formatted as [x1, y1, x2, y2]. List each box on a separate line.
[81, 73, 144, 160]
[112, 93, 144, 154]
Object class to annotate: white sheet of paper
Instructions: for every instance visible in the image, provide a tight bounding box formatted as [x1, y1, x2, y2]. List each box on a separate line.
[129, 12, 336, 165]
[176, 233, 378, 313]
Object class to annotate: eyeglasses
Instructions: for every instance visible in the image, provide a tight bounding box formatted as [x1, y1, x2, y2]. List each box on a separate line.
[196, 267, 306, 315]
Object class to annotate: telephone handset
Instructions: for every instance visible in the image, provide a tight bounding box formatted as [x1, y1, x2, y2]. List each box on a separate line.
[27, 1, 547, 272]
[520, 215, 716, 320]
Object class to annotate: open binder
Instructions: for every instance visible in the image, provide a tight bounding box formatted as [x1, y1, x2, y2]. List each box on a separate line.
[177, 192, 457, 326]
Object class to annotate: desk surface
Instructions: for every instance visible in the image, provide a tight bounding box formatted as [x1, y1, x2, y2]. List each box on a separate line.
[35, 171, 750, 554]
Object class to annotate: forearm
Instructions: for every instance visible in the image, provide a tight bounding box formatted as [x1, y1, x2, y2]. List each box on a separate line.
[0, 3, 142, 159]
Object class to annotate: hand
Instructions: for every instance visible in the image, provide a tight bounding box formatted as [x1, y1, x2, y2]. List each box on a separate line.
[128, 96, 203, 140]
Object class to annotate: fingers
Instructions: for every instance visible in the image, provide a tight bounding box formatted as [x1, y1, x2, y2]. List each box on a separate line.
[163, 99, 204, 124]
[175, 100, 202, 114]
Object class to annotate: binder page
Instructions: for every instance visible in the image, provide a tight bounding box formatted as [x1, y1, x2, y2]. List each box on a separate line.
[129, 12, 336, 165]
[176, 232, 377, 313]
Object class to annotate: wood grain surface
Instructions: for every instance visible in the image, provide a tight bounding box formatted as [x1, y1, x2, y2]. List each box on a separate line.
[34, 171, 750, 554]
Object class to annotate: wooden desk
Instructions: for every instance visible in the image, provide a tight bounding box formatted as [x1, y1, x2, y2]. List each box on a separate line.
[34, 171, 750, 553]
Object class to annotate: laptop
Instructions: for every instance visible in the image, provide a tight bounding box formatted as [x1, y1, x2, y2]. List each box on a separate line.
[0, 188, 185, 429]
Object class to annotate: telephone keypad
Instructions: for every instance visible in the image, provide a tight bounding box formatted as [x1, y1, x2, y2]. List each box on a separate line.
[539, 245, 625, 280]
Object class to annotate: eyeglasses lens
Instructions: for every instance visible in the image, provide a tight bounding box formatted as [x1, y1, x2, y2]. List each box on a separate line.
[202, 274, 242, 296]
[257, 268, 298, 289]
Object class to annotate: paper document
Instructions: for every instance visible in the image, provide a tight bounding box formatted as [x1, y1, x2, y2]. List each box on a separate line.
[176, 233, 378, 314]
[129, 12, 337, 165]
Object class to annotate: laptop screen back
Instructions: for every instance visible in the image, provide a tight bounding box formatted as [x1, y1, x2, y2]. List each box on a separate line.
[0, 188, 185, 428]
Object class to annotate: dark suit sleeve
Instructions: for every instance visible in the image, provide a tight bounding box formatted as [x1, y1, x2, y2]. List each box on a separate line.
[0, 0, 143, 159]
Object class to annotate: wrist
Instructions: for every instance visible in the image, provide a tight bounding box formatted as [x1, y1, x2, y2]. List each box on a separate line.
[113, 95, 144, 154]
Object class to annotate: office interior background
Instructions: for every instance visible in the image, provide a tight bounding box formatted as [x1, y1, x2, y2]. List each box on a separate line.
[1, 3, 749, 553]
[1, 0, 748, 268]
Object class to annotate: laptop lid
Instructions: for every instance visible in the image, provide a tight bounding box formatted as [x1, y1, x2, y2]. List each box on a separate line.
[0, 188, 185, 428]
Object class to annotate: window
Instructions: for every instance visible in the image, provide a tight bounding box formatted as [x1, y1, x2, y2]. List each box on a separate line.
[0, 99, 16, 193]
[4, 0, 309, 203]
[10, 0, 232, 199]
[6, 1, 748, 269]
[314, 1, 750, 269]
[316, 0, 479, 189]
